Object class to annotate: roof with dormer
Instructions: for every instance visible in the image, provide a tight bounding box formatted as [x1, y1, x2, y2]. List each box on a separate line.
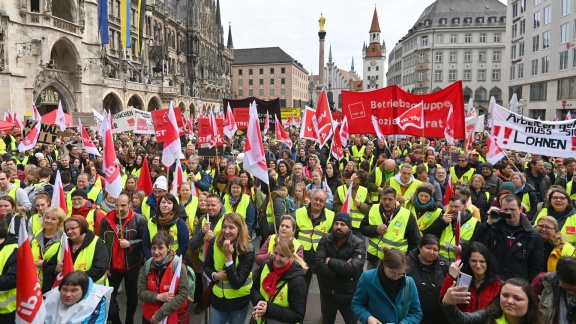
[413, 0, 506, 29]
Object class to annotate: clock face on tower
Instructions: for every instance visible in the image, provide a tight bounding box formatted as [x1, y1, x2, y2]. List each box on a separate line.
[370, 60, 377, 66]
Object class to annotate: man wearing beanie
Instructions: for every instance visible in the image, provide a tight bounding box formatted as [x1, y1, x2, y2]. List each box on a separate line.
[141, 176, 169, 220]
[481, 162, 502, 197]
[315, 212, 366, 324]
[69, 188, 105, 234]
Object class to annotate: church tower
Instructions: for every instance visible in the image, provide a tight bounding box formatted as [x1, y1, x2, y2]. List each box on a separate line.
[363, 8, 386, 90]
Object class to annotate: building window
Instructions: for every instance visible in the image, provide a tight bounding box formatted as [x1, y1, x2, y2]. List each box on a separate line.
[418, 72, 424, 82]
[531, 59, 538, 76]
[259, 89, 264, 96]
[530, 82, 547, 101]
[259, 79, 264, 85]
[419, 53, 426, 63]
[280, 89, 286, 96]
[493, 50, 501, 61]
[520, 20, 526, 35]
[238, 79, 243, 86]
[519, 42, 525, 57]
[450, 34, 458, 43]
[281, 67, 285, 74]
[248, 89, 253, 96]
[492, 69, 501, 81]
[270, 68, 274, 74]
[542, 55, 549, 73]
[512, 24, 518, 39]
[465, 34, 472, 43]
[449, 51, 457, 62]
[281, 78, 285, 85]
[463, 70, 471, 81]
[573, 48, 576, 67]
[376, 66, 379, 71]
[521, 0, 526, 12]
[421, 36, 428, 46]
[478, 69, 486, 81]
[479, 33, 487, 42]
[270, 89, 275, 96]
[542, 31, 550, 49]
[534, 11, 541, 29]
[434, 70, 443, 82]
[464, 51, 472, 62]
[532, 35, 540, 52]
[372, 48, 376, 52]
[511, 43, 517, 58]
[249, 79, 253, 86]
[560, 50, 569, 70]
[544, 5, 551, 24]
[270, 79, 275, 85]
[557, 77, 576, 99]
[449, 70, 457, 81]
[435, 34, 444, 44]
[238, 69, 243, 75]
[513, 2, 519, 18]
[535, 0, 541, 5]
[510, 66, 516, 80]
[435, 52, 443, 63]
[479, 51, 487, 62]
[561, 23, 570, 43]
[259, 68, 263, 74]
[368, 67, 371, 72]
[280, 99, 286, 107]
[494, 33, 501, 42]
[562, 0, 571, 16]
[518, 63, 524, 78]
[238, 90, 243, 96]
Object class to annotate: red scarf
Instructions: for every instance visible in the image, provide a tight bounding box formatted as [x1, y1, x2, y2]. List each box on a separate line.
[262, 260, 293, 296]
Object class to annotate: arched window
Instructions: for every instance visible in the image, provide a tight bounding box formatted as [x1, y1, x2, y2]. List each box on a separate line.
[489, 87, 502, 102]
[475, 87, 487, 102]
[463, 87, 473, 101]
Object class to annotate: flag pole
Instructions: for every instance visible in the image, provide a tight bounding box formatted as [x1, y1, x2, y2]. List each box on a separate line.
[267, 184, 277, 235]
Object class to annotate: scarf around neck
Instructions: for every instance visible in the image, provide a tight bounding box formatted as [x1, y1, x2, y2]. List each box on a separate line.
[262, 260, 293, 297]
[412, 196, 436, 211]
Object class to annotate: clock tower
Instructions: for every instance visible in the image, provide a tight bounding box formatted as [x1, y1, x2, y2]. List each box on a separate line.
[363, 7, 386, 91]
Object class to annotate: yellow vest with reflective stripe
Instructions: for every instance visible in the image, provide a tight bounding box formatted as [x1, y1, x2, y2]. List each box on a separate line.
[199, 216, 224, 261]
[223, 194, 251, 219]
[258, 264, 292, 323]
[267, 234, 302, 254]
[148, 220, 180, 252]
[388, 178, 421, 206]
[131, 168, 142, 179]
[367, 205, 411, 259]
[450, 167, 475, 184]
[521, 192, 532, 212]
[8, 135, 16, 154]
[31, 237, 61, 288]
[537, 208, 576, 246]
[30, 214, 43, 237]
[74, 237, 107, 285]
[372, 168, 384, 203]
[0, 243, 17, 313]
[408, 205, 443, 232]
[183, 197, 199, 231]
[351, 145, 365, 158]
[211, 244, 252, 299]
[439, 217, 478, 260]
[567, 181, 576, 199]
[66, 186, 101, 212]
[295, 207, 334, 251]
[336, 185, 368, 229]
[68, 209, 98, 232]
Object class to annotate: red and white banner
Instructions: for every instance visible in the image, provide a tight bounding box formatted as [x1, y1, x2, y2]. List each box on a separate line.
[16, 219, 46, 324]
[342, 81, 465, 138]
[263, 111, 270, 134]
[341, 184, 353, 213]
[53, 233, 74, 288]
[485, 132, 507, 164]
[151, 107, 185, 142]
[340, 116, 349, 147]
[243, 101, 269, 185]
[161, 102, 183, 167]
[444, 104, 455, 145]
[300, 106, 318, 142]
[78, 119, 101, 156]
[18, 102, 42, 152]
[314, 88, 334, 146]
[55, 100, 68, 131]
[331, 124, 344, 160]
[223, 103, 238, 139]
[133, 113, 154, 135]
[102, 113, 123, 198]
[275, 115, 292, 149]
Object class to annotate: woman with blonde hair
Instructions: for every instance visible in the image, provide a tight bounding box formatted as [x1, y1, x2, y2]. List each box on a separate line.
[293, 182, 310, 209]
[31, 206, 66, 293]
[535, 215, 575, 272]
[251, 239, 309, 323]
[204, 212, 255, 324]
[255, 215, 304, 266]
[27, 192, 52, 239]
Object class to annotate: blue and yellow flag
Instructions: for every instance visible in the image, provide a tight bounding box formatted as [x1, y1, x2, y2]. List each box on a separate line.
[120, 0, 131, 49]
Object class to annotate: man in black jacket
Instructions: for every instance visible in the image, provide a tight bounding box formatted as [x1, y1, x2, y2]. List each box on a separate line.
[471, 194, 544, 281]
[99, 191, 146, 324]
[315, 212, 366, 324]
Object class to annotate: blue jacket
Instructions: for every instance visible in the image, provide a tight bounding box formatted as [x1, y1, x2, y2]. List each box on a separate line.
[352, 266, 422, 324]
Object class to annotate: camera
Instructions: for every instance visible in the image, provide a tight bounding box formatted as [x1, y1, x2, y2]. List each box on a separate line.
[488, 209, 512, 219]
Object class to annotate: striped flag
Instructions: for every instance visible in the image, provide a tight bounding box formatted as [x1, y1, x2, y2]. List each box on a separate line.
[120, 0, 131, 49]
[52, 233, 74, 288]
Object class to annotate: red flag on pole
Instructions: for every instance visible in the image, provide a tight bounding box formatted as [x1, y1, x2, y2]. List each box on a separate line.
[444, 104, 455, 145]
[55, 100, 68, 131]
[170, 159, 185, 195]
[314, 88, 334, 146]
[137, 156, 153, 195]
[340, 115, 350, 147]
[102, 112, 123, 198]
[341, 184, 353, 213]
[285, 112, 294, 127]
[275, 115, 292, 149]
[243, 101, 269, 185]
[78, 119, 101, 156]
[331, 124, 344, 160]
[161, 102, 183, 167]
[442, 175, 455, 210]
[51, 170, 67, 214]
[371, 115, 388, 146]
[223, 103, 238, 139]
[18, 102, 42, 152]
[300, 106, 318, 142]
[52, 233, 74, 288]
[455, 211, 461, 260]
[485, 132, 507, 164]
[264, 110, 270, 134]
[566, 111, 572, 120]
[16, 219, 46, 323]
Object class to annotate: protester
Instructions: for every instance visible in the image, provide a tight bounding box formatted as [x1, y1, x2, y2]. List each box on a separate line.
[469, 174, 492, 222]
[223, 177, 256, 232]
[405, 182, 444, 232]
[255, 215, 304, 266]
[334, 171, 371, 237]
[534, 189, 576, 244]
[532, 256, 576, 323]
[535, 216, 575, 272]
[68, 188, 106, 234]
[31, 206, 65, 293]
[0, 196, 25, 237]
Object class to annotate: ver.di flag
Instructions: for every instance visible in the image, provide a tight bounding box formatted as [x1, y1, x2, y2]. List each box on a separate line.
[52, 170, 67, 213]
[314, 88, 334, 146]
[243, 101, 268, 185]
[274, 115, 292, 149]
[52, 233, 74, 288]
[394, 101, 424, 131]
[78, 119, 101, 156]
[102, 111, 123, 198]
[331, 123, 344, 160]
[55, 100, 67, 131]
[223, 103, 238, 139]
[161, 102, 182, 167]
[18, 102, 42, 152]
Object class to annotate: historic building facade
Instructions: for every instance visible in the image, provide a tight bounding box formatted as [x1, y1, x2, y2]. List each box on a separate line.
[0, 0, 232, 117]
[363, 8, 386, 90]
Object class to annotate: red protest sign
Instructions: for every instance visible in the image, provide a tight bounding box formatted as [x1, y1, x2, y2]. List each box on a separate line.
[233, 107, 250, 129]
[197, 117, 224, 156]
[151, 107, 185, 142]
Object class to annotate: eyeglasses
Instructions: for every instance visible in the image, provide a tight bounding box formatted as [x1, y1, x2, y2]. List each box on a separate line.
[65, 226, 80, 232]
[385, 268, 405, 279]
[551, 196, 568, 201]
[536, 224, 555, 231]
[458, 160, 467, 162]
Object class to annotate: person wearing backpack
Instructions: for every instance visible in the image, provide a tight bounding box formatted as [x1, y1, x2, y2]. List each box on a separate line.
[27, 167, 54, 203]
[138, 231, 189, 324]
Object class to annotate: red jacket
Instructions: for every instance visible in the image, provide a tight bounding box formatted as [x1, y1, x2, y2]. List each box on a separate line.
[439, 274, 501, 312]
[72, 200, 105, 235]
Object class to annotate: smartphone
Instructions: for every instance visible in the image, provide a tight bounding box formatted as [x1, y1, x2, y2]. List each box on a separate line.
[457, 273, 472, 291]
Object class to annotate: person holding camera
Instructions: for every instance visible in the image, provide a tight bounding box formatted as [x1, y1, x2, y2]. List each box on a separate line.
[471, 194, 544, 282]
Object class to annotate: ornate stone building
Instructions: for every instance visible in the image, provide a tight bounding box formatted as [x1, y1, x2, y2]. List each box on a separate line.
[0, 0, 233, 117]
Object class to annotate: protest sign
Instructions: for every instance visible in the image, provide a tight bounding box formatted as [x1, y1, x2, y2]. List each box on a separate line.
[151, 108, 185, 142]
[490, 102, 576, 157]
[133, 113, 154, 135]
[280, 108, 301, 123]
[197, 117, 224, 156]
[442, 152, 462, 170]
[112, 107, 152, 133]
[223, 97, 281, 131]
[22, 120, 60, 144]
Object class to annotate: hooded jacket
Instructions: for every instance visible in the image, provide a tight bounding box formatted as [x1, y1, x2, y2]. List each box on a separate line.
[250, 259, 308, 323]
[99, 209, 147, 271]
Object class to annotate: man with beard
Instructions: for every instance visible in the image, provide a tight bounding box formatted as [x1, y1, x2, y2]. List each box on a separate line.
[366, 158, 398, 204]
[374, 139, 392, 160]
[434, 168, 448, 197]
[481, 162, 502, 197]
[99, 192, 146, 324]
[449, 154, 474, 186]
[315, 212, 365, 324]
[423, 153, 442, 178]
[58, 155, 80, 185]
[524, 158, 551, 202]
[555, 157, 576, 189]
[361, 187, 420, 269]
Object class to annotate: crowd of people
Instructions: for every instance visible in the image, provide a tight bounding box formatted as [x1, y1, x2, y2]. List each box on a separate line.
[0, 122, 575, 324]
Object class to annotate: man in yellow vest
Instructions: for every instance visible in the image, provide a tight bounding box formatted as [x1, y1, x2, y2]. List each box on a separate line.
[386, 164, 422, 206]
[0, 218, 17, 321]
[187, 156, 212, 192]
[395, 138, 412, 159]
[366, 158, 398, 203]
[350, 137, 365, 162]
[0, 170, 31, 211]
[334, 170, 371, 238]
[360, 186, 420, 269]
[66, 173, 103, 212]
[295, 189, 334, 287]
[450, 154, 475, 186]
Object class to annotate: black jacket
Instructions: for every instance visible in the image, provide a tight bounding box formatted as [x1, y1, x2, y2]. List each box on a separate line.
[514, 183, 538, 220]
[425, 209, 478, 255]
[250, 259, 308, 323]
[524, 169, 551, 203]
[99, 210, 147, 271]
[314, 232, 366, 304]
[470, 188, 491, 222]
[471, 216, 544, 282]
[189, 208, 225, 251]
[0, 237, 17, 293]
[406, 248, 449, 324]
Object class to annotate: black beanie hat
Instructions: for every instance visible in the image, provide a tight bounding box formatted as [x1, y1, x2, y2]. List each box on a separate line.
[334, 212, 353, 229]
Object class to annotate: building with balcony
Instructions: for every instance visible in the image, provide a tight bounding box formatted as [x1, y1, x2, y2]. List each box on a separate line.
[503, 0, 576, 120]
[231, 47, 308, 108]
[0, 0, 232, 117]
[386, 0, 507, 115]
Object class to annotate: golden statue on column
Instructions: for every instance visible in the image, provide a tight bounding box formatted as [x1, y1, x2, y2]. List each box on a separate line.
[319, 13, 326, 32]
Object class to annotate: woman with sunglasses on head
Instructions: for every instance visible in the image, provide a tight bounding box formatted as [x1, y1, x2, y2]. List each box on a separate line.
[535, 216, 575, 272]
[534, 188, 576, 245]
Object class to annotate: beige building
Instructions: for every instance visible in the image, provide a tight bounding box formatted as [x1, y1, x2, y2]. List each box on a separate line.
[0, 0, 232, 117]
[231, 47, 308, 108]
[503, 0, 576, 120]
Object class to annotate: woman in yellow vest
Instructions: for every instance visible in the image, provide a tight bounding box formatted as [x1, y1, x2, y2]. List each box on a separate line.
[179, 182, 199, 222]
[129, 155, 144, 179]
[255, 215, 304, 266]
[204, 212, 255, 324]
[0, 217, 17, 322]
[223, 177, 256, 233]
[535, 216, 576, 272]
[510, 172, 538, 218]
[62, 215, 108, 285]
[405, 183, 444, 233]
[534, 188, 576, 244]
[238, 170, 256, 201]
[251, 239, 308, 323]
[27, 192, 52, 239]
[31, 206, 65, 293]
[0, 196, 25, 237]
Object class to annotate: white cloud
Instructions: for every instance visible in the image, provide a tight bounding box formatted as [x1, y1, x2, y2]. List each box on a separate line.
[220, 0, 506, 80]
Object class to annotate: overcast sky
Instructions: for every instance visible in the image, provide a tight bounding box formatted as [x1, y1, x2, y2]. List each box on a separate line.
[220, 0, 507, 79]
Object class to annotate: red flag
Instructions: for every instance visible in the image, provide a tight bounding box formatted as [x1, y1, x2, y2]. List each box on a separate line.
[187, 117, 195, 140]
[18, 102, 42, 152]
[567, 111, 573, 120]
[300, 106, 318, 142]
[340, 115, 350, 147]
[442, 174, 454, 210]
[3, 110, 13, 123]
[102, 112, 123, 198]
[264, 111, 270, 134]
[553, 115, 559, 121]
[137, 156, 153, 195]
[55, 100, 68, 131]
[444, 104, 455, 145]
[331, 124, 344, 160]
[486, 132, 506, 164]
[371, 115, 388, 146]
[341, 184, 353, 213]
[78, 119, 101, 156]
[203, 111, 221, 149]
[52, 233, 74, 288]
[161, 102, 182, 167]
[295, 113, 301, 126]
[314, 88, 334, 146]
[16, 219, 46, 323]
[285, 113, 294, 127]
[170, 159, 185, 195]
[394, 101, 424, 130]
[14, 113, 24, 134]
[243, 101, 269, 185]
[51, 170, 67, 214]
[275, 115, 292, 148]
[223, 103, 238, 139]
